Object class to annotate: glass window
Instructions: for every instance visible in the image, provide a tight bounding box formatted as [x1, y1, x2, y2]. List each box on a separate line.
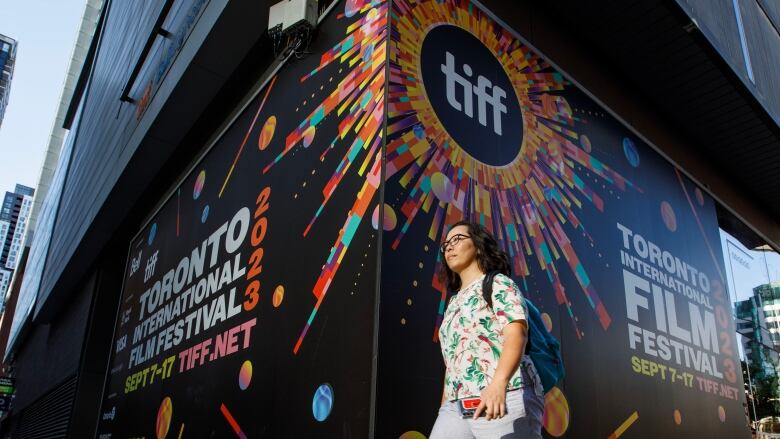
[722, 228, 780, 424]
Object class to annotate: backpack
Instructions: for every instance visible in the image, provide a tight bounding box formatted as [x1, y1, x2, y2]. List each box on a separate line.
[483, 271, 565, 393]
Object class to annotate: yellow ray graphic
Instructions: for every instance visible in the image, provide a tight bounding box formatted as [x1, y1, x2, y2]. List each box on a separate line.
[608, 411, 638, 439]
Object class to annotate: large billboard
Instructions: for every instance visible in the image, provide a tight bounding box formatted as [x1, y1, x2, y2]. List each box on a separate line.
[376, 0, 748, 438]
[97, 0, 748, 437]
[96, 1, 387, 437]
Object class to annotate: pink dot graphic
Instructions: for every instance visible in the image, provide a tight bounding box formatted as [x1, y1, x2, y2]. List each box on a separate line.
[239, 360, 253, 390]
[661, 201, 677, 232]
[193, 170, 206, 200]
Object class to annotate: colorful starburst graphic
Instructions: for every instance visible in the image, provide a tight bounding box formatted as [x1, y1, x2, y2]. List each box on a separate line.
[385, 0, 638, 339]
[270, 0, 638, 349]
[258, 0, 388, 354]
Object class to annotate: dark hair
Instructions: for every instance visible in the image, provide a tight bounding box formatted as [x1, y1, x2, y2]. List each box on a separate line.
[439, 221, 511, 304]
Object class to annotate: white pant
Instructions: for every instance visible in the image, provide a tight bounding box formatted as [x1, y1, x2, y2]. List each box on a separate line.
[430, 365, 544, 439]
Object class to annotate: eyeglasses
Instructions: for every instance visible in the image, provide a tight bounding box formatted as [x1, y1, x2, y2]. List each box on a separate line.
[440, 234, 471, 254]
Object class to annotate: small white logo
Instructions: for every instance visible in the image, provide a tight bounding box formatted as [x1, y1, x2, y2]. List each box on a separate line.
[129, 250, 142, 277]
[102, 406, 116, 421]
[115, 335, 127, 354]
[440, 51, 508, 135]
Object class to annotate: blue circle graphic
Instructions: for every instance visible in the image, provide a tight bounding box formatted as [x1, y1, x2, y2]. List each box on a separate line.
[413, 124, 425, 140]
[623, 137, 640, 167]
[147, 223, 157, 245]
[201, 205, 210, 223]
[312, 383, 334, 422]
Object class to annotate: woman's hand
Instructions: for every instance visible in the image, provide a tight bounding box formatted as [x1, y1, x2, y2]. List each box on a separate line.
[473, 379, 508, 420]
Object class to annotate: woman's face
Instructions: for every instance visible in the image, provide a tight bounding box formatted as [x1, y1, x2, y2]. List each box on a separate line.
[443, 225, 478, 274]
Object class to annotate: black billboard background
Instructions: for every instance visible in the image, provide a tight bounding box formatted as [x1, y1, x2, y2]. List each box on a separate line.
[96, 1, 387, 437]
[376, 0, 749, 438]
[95, 0, 751, 437]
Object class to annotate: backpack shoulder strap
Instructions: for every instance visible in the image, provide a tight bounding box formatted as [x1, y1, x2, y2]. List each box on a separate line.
[482, 271, 499, 308]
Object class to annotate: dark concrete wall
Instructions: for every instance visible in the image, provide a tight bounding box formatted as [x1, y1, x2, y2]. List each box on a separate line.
[11, 274, 94, 413]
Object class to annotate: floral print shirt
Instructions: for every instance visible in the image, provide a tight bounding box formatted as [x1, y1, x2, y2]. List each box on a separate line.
[439, 273, 528, 401]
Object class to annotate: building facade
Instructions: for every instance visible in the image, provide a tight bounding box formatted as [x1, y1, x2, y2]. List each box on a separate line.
[736, 293, 779, 380]
[0, 34, 16, 129]
[0, 185, 33, 301]
[755, 283, 780, 345]
[3, 0, 780, 438]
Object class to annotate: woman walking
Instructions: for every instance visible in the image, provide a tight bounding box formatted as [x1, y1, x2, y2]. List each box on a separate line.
[430, 221, 544, 439]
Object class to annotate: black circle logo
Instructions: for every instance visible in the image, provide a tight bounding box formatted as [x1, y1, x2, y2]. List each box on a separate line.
[420, 25, 523, 167]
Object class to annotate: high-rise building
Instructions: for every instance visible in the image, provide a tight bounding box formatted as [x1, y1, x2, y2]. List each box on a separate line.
[755, 283, 780, 344]
[736, 294, 779, 380]
[0, 33, 17, 129]
[0, 184, 33, 300]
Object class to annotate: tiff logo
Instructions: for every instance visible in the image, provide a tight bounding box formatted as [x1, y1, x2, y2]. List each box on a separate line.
[144, 250, 159, 282]
[440, 51, 507, 135]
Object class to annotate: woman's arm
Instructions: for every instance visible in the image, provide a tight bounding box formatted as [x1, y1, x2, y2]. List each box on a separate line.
[493, 320, 527, 384]
[473, 320, 527, 420]
[441, 375, 447, 406]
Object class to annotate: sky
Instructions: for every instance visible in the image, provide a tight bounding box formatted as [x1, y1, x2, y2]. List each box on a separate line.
[0, 0, 86, 195]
